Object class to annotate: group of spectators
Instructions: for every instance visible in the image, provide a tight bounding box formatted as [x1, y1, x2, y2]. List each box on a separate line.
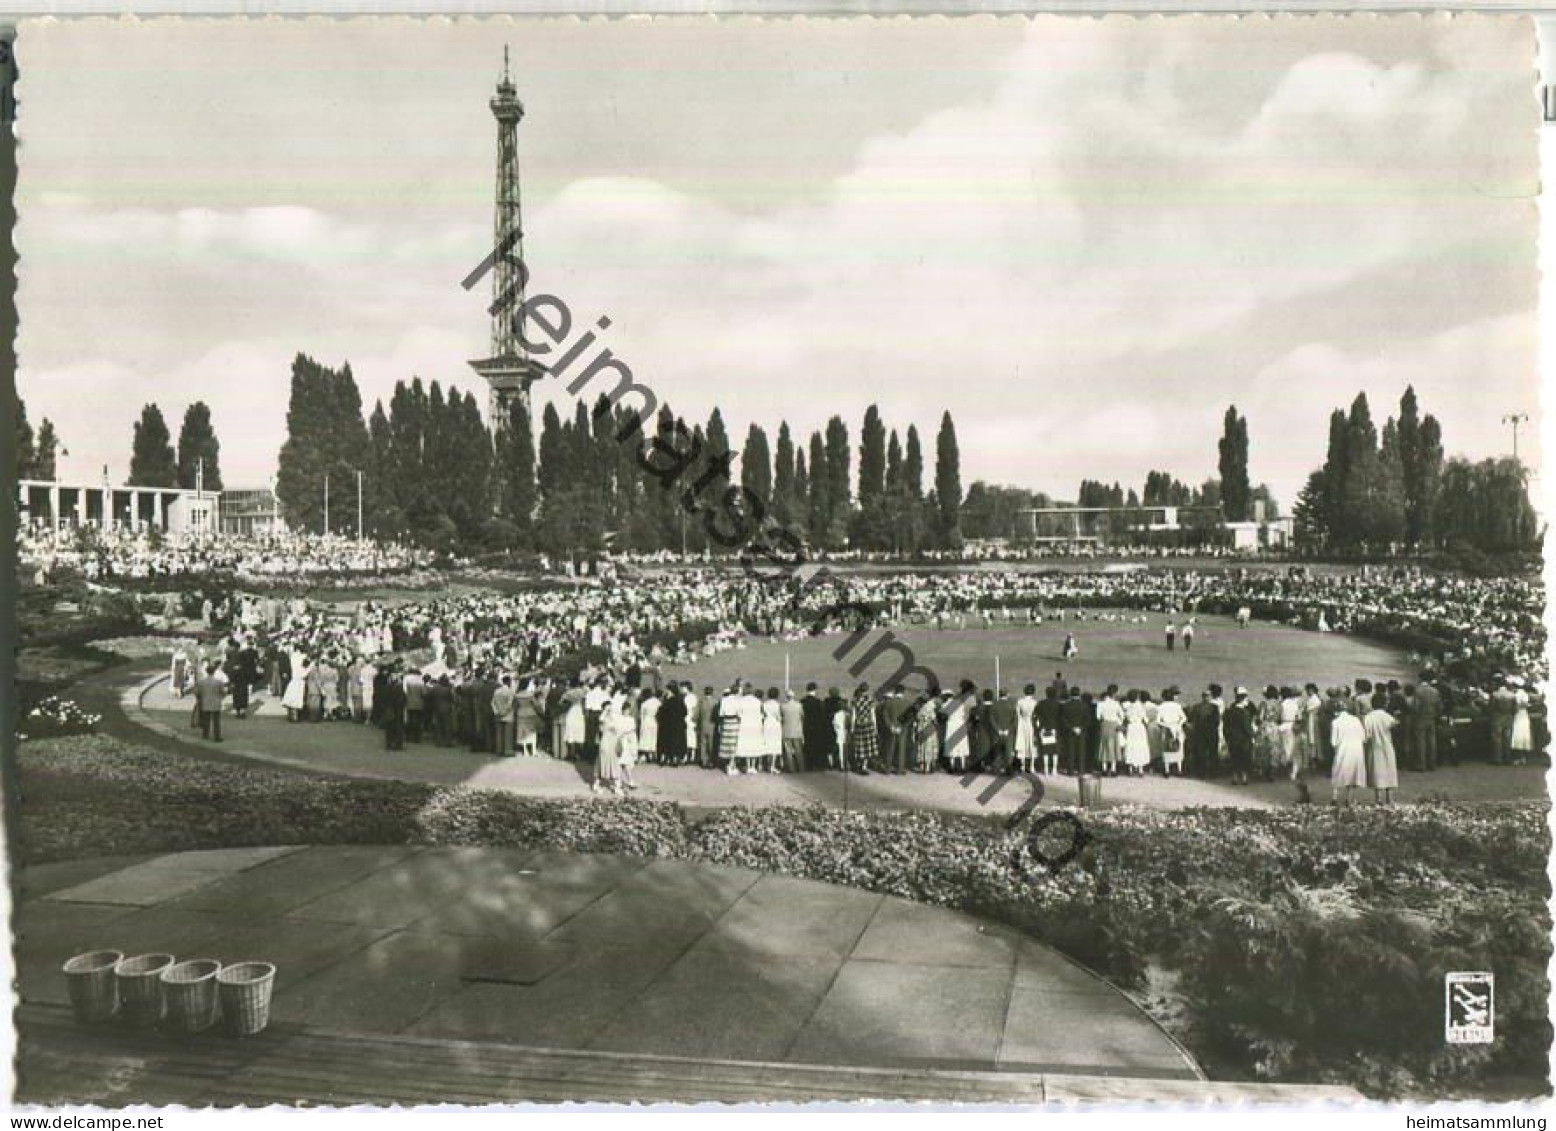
[158, 555, 1546, 802]
[20, 524, 435, 584]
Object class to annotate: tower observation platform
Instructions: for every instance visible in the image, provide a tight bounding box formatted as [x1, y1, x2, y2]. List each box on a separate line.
[469, 47, 546, 438]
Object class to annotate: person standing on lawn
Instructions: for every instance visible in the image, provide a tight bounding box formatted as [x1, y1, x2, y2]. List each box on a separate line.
[195, 661, 227, 743]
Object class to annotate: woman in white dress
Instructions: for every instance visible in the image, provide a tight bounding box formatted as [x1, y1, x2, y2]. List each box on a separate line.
[1155, 688, 1187, 776]
[831, 695, 850, 770]
[563, 691, 587, 762]
[359, 659, 377, 724]
[638, 691, 661, 764]
[616, 689, 640, 792]
[1330, 704, 1367, 805]
[170, 647, 190, 699]
[281, 651, 309, 722]
[944, 683, 972, 772]
[593, 689, 624, 796]
[1122, 691, 1152, 775]
[761, 688, 784, 774]
[1362, 702, 1399, 804]
[684, 685, 699, 764]
[736, 682, 766, 773]
[1510, 684, 1533, 765]
[1014, 685, 1038, 773]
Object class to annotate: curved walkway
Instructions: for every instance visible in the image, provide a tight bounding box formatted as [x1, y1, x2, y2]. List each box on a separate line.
[19, 846, 1202, 1101]
[120, 667, 1550, 810]
[125, 670, 1282, 812]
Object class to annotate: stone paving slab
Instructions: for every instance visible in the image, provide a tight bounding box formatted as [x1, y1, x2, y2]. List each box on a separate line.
[1001, 983, 1194, 1073]
[17, 845, 1202, 1098]
[708, 874, 884, 959]
[853, 895, 1018, 969]
[163, 845, 422, 918]
[44, 847, 302, 907]
[789, 958, 1013, 1070]
[198, 917, 397, 995]
[588, 938, 844, 1063]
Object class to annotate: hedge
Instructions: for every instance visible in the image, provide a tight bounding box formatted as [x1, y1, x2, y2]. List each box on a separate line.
[13, 734, 1550, 1098]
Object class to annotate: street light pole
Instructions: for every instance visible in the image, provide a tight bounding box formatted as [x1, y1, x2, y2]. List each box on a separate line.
[356, 469, 364, 539]
[324, 473, 330, 535]
[1503, 413, 1529, 463]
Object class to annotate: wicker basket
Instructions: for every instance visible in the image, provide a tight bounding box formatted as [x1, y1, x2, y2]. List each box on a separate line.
[115, 953, 175, 1027]
[1078, 774, 1104, 808]
[63, 950, 123, 1024]
[161, 959, 223, 1034]
[217, 962, 276, 1037]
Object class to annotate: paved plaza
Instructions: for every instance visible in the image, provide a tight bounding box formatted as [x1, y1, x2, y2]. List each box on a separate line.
[18, 846, 1214, 1103]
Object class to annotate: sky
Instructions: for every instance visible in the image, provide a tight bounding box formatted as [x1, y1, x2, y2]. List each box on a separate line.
[13, 14, 1543, 508]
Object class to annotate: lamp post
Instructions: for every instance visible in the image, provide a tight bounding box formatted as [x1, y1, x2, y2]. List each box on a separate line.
[323, 473, 330, 535]
[1502, 413, 1529, 464]
[356, 469, 364, 539]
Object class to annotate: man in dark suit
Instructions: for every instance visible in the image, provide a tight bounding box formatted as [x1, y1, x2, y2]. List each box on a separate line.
[1035, 686, 1063, 776]
[427, 676, 455, 747]
[380, 667, 407, 751]
[1186, 690, 1220, 778]
[659, 683, 688, 766]
[470, 670, 497, 754]
[1058, 686, 1089, 775]
[1413, 672, 1442, 771]
[882, 687, 912, 774]
[801, 682, 829, 771]
[196, 662, 227, 742]
[1223, 686, 1257, 785]
[989, 689, 1017, 774]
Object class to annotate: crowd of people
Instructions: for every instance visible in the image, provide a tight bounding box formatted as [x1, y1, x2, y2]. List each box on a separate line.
[157, 554, 1546, 802]
[19, 524, 436, 583]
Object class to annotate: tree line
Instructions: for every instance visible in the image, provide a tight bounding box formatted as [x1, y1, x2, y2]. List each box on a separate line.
[14, 397, 60, 480]
[1293, 386, 1538, 554]
[272, 353, 968, 554]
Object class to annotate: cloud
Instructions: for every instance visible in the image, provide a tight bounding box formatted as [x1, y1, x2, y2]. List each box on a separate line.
[17, 16, 1538, 509]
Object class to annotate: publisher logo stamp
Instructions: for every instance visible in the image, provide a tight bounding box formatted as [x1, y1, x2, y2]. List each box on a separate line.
[1445, 972, 1494, 1044]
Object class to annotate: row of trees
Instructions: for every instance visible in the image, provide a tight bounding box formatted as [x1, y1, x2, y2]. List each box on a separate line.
[1293, 387, 1537, 553]
[127, 402, 224, 490]
[14, 397, 60, 480]
[272, 354, 970, 553]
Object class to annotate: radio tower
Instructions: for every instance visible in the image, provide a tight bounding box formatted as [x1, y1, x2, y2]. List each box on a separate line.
[469, 46, 545, 439]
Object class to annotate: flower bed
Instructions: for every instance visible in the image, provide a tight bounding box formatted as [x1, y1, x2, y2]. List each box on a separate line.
[15, 733, 1550, 1098]
[17, 696, 104, 740]
[89, 635, 205, 660]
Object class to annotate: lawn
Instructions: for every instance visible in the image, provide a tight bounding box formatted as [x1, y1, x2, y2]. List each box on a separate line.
[673, 614, 1418, 697]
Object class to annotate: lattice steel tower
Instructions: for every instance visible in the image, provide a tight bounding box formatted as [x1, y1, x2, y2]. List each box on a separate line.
[469, 47, 546, 438]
